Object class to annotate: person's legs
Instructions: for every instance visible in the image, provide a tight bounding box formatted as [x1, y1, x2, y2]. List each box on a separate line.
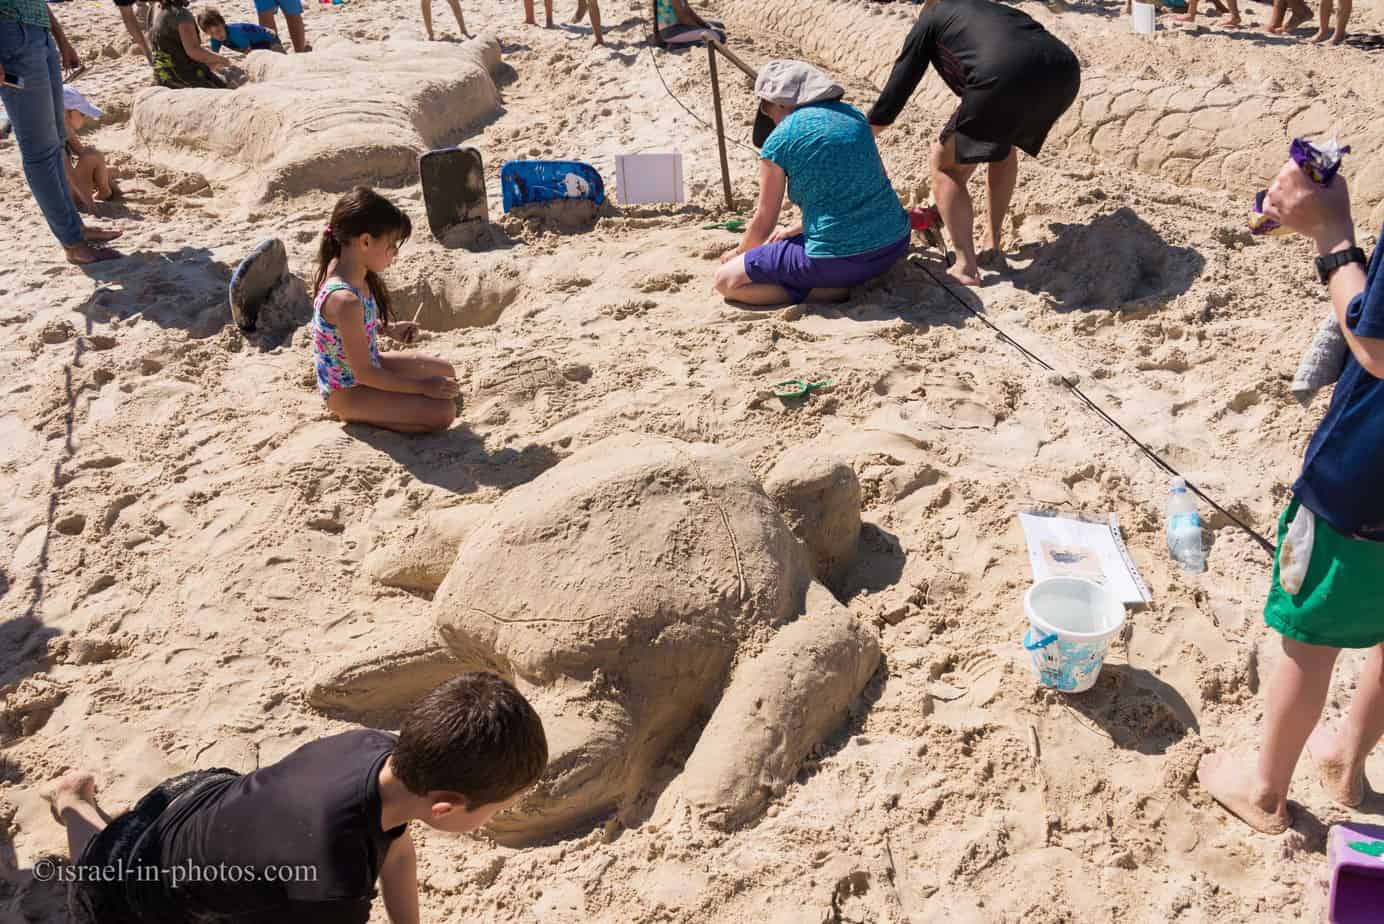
[544, 0, 554, 26]
[1173, 0, 1200, 23]
[1330, 0, 1350, 42]
[445, 0, 469, 35]
[284, 14, 307, 51]
[1198, 635, 1340, 833]
[0, 25, 83, 248]
[587, 0, 603, 44]
[1307, 643, 1384, 806]
[1309, 0, 1332, 39]
[40, 771, 108, 862]
[90, 152, 117, 200]
[1283, 0, 1313, 30]
[73, 151, 110, 203]
[1218, 0, 1241, 25]
[256, 9, 279, 34]
[931, 136, 981, 286]
[981, 148, 1018, 262]
[326, 386, 455, 433]
[378, 352, 456, 380]
[524, 0, 537, 24]
[1266, 0, 1288, 28]
[421, 0, 436, 39]
[713, 255, 795, 306]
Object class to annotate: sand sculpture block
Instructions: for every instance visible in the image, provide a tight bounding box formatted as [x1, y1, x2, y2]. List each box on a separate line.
[718, 0, 1384, 227]
[401, 433, 881, 843]
[131, 35, 504, 202]
[763, 450, 862, 591]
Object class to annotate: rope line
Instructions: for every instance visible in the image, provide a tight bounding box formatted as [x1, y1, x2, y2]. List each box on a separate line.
[908, 255, 1276, 558]
[646, 46, 760, 157]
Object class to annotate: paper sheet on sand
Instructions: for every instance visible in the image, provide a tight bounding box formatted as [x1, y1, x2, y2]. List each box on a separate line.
[1018, 512, 1152, 604]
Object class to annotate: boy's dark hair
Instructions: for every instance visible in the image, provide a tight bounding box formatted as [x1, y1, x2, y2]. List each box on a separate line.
[196, 7, 226, 29]
[313, 185, 412, 327]
[392, 672, 548, 807]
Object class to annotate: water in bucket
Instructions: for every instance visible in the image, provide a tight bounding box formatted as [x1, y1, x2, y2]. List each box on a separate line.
[1022, 577, 1126, 693]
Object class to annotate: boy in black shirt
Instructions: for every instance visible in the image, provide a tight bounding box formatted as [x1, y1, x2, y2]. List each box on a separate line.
[868, 0, 1080, 287]
[40, 672, 547, 923]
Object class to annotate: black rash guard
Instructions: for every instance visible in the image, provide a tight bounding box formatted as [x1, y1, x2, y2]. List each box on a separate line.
[868, 0, 1080, 163]
[147, 730, 405, 923]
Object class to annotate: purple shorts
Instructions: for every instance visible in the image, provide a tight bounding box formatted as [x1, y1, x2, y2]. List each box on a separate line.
[743, 234, 910, 304]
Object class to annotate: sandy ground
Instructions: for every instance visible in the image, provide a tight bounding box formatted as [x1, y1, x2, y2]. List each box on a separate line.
[4, 0, 1384, 919]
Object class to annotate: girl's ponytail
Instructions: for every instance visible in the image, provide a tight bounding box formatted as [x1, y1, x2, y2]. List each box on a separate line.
[312, 225, 343, 301]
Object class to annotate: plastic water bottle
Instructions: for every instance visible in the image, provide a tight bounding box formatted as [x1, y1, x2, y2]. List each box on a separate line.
[1166, 477, 1206, 573]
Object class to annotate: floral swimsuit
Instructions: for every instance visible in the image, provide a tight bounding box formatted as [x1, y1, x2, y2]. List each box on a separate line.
[312, 279, 381, 398]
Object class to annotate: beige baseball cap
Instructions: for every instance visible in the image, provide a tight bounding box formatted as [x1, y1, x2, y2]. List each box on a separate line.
[752, 59, 844, 146]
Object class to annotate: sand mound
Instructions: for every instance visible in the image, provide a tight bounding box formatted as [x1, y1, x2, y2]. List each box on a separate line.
[131, 35, 504, 201]
[1011, 206, 1204, 310]
[720, 0, 1384, 225]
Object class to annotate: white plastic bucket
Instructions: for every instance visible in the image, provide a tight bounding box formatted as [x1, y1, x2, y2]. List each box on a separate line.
[1022, 577, 1126, 693]
[1131, 1, 1156, 33]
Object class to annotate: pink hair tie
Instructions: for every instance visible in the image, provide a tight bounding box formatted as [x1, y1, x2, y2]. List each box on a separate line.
[323, 225, 334, 237]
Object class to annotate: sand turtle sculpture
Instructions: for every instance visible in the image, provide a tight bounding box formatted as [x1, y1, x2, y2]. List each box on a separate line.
[310, 433, 880, 843]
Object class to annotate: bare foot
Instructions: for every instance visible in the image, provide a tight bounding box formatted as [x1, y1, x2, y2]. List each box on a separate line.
[571, 0, 586, 22]
[1218, 14, 1242, 24]
[1307, 27, 1330, 41]
[1307, 725, 1365, 807]
[65, 242, 123, 266]
[946, 263, 982, 287]
[1283, 8, 1310, 30]
[40, 771, 99, 824]
[1196, 751, 1291, 834]
[1173, 12, 1197, 21]
[1330, 28, 1347, 43]
[82, 225, 122, 243]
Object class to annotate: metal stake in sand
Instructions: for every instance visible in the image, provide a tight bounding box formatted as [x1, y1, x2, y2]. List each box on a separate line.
[707, 43, 734, 209]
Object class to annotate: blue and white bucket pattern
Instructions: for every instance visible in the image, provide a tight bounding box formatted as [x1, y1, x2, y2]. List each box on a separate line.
[1022, 577, 1126, 693]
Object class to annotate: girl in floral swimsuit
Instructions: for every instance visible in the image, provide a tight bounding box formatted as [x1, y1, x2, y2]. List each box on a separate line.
[312, 187, 459, 433]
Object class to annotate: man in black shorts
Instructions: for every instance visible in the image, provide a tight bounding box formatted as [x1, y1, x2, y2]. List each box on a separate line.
[868, 0, 1080, 286]
[40, 672, 547, 923]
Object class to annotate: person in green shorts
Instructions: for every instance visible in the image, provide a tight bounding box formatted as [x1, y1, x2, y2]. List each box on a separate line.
[1198, 159, 1384, 834]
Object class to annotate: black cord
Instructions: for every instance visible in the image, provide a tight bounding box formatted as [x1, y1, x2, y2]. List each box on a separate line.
[647, 46, 760, 156]
[908, 255, 1276, 558]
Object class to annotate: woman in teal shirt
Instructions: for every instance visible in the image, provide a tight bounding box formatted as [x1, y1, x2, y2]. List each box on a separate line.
[713, 60, 910, 306]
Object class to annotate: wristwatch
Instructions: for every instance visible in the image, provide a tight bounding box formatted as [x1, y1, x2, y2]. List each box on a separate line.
[1316, 247, 1367, 285]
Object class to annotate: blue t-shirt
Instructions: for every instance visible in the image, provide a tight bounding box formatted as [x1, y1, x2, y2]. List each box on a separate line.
[1294, 230, 1384, 540]
[760, 100, 909, 259]
[209, 22, 279, 52]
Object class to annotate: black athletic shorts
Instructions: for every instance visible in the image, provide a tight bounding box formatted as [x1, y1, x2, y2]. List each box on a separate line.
[941, 46, 1081, 164]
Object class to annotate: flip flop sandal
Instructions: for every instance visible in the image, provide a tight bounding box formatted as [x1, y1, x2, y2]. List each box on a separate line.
[771, 377, 835, 399]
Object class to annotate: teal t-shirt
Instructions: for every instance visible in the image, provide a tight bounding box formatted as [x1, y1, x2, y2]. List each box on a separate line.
[760, 100, 908, 259]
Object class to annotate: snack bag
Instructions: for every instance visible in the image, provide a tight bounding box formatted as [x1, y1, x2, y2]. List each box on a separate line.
[1250, 138, 1350, 236]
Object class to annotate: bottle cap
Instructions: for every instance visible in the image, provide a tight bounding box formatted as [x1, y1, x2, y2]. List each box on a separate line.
[1170, 476, 1187, 491]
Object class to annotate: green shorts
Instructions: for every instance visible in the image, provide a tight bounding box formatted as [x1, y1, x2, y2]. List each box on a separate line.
[1264, 499, 1384, 649]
